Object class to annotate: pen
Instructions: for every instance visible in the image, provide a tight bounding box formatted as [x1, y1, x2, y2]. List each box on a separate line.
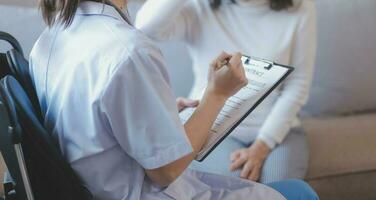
[218, 58, 230, 69]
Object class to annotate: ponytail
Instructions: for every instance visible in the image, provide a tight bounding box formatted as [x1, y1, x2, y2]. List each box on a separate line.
[40, 0, 80, 27]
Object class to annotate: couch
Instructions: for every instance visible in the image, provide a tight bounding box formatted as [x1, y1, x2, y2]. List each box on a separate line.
[302, 1, 376, 199]
[1, 1, 375, 199]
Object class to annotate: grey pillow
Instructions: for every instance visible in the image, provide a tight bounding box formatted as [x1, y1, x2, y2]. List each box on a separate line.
[303, 0, 376, 116]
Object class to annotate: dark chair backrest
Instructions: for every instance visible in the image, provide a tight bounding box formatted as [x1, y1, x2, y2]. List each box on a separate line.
[0, 53, 12, 79]
[0, 31, 23, 80]
[0, 80, 33, 200]
[0, 76, 92, 200]
[6, 49, 42, 121]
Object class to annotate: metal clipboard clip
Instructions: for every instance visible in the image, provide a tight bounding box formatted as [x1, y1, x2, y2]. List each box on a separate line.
[244, 56, 274, 70]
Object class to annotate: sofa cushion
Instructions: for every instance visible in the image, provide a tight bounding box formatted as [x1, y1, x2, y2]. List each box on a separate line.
[303, 0, 376, 116]
[304, 113, 376, 179]
[308, 171, 376, 200]
[0, 154, 5, 196]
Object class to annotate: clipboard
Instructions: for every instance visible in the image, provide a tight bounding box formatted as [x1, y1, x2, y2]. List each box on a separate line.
[179, 55, 294, 162]
[196, 56, 294, 161]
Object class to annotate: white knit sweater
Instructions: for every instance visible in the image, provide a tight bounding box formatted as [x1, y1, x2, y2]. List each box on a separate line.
[135, 0, 317, 149]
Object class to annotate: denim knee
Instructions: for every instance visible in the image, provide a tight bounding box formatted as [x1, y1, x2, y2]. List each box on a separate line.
[267, 179, 319, 200]
[291, 179, 319, 200]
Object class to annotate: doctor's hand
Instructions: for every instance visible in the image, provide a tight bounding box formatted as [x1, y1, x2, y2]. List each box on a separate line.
[206, 52, 248, 100]
[229, 139, 271, 181]
[177, 97, 199, 112]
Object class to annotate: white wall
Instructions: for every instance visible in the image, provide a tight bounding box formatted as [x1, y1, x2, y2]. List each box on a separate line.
[0, 0, 37, 6]
[0, 4, 46, 56]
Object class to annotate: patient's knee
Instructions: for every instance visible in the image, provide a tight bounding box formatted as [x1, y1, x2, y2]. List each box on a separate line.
[291, 179, 319, 200]
[267, 179, 319, 200]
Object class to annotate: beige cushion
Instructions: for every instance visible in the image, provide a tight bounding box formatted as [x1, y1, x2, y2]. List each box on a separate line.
[303, 113, 376, 179]
[308, 171, 376, 200]
[0, 154, 5, 196]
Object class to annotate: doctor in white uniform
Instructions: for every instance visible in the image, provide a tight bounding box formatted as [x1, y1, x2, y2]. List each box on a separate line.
[29, 0, 317, 199]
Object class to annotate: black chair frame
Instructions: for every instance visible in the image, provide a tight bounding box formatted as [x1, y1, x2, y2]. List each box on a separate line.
[0, 80, 34, 200]
[0, 76, 92, 200]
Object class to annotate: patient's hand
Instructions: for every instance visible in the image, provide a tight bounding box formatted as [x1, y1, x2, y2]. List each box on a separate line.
[229, 139, 271, 181]
[176, 97, 199, 112]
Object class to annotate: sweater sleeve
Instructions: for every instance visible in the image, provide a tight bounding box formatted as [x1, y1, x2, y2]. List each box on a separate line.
[257, 2, 317, 148]
[135, 0, 200, 42]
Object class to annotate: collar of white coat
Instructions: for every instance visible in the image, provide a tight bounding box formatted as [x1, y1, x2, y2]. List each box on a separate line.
[76, 1, 123, 21]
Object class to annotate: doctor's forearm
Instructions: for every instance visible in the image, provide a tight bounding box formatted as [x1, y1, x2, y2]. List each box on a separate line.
[145, 92, 226, 187]
[184, 92, 227, 154]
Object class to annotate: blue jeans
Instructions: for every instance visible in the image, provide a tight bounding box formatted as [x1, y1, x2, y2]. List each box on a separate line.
[267, 179, 319, 200]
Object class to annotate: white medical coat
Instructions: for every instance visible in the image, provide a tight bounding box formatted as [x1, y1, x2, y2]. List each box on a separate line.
[29, 1, 285, 200]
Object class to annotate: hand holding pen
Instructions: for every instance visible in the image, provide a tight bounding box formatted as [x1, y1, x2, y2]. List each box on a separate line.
[206, 51, 248, 100]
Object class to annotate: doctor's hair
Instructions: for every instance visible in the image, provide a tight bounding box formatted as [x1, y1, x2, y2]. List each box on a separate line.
[41, 0, 82, 27]
[210, 0, 294, 11]
[40, 0, 119, 27]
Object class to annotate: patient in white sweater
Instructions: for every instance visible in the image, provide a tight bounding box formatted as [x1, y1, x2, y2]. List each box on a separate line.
[136, 0, 316, 183]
